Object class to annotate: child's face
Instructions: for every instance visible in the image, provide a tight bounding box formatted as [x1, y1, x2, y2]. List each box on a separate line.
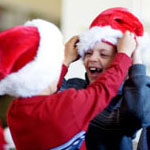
[83, 42, 116, 83]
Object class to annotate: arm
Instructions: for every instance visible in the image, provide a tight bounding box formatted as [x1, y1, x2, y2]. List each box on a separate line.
[57, 64, 68, 90]
[63, 36, 80, 67]
[119, 43, 150, 136]
[120, 65, 150, 133]
[57, 36, 79, 91]
[86, 51, 150, 138]
[58, 53, 132, 130]
[89, 64, 150, 137]
[55, 52, 132, 133]
[60, 31, 135, 129]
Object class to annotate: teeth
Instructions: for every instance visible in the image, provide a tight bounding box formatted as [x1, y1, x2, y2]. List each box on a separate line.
[89, 67, 102, 73]
[97, 68, 102, 72]
[90, 68, 96, 71]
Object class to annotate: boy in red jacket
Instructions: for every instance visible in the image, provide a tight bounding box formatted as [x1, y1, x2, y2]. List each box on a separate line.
[0, 19, 135, 150]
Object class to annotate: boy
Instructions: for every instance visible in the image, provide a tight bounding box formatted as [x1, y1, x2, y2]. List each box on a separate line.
[60, 7, 150, 150]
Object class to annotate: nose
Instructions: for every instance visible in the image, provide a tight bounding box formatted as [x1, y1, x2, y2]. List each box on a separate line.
[89, 51, 99, 62]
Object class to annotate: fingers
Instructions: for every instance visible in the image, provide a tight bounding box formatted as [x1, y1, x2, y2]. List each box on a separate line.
[124, 31, 142, 64]
[64, 36, 80, 67]
[69, 35, 79, 41]
[69, 36, 79, 46]
[117, 30, 137, 57]
[65, 36, 79, 49]
[124, 31, 135, 40]
[132, 40, 142, 64]
[135, 39, 139, 50]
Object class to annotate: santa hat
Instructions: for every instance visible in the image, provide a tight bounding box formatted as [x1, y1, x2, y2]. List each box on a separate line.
[77, 7, 150, 72]
[0, 19, 64, 97]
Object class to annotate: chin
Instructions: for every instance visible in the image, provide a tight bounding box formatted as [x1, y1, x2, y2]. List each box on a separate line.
[89, 78, 96, 83]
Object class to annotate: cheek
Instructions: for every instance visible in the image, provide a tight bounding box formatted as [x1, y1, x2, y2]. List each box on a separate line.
[102, 57, 114, 69]
[83, 58, 88, 68]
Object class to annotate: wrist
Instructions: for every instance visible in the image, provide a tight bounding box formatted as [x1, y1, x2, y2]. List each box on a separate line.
[117, 51, 131, 58]
[133, 61, 143, 64]
[63, 59, 71, 67]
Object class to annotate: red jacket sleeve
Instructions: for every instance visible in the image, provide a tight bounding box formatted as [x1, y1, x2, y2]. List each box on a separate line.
[57, 64, 68, 90]
[57, 53, 131, 130]
[7, 53, 131, 150]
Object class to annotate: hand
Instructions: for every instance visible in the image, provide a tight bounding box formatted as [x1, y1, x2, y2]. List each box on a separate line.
[117, 31, 136, 57]
[63, 36, 80, 67]
[132, 41, 143, 64]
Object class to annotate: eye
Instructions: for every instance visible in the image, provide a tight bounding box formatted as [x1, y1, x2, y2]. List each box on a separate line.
[85, 50, 93, 56]
[100, 53, 109, 58]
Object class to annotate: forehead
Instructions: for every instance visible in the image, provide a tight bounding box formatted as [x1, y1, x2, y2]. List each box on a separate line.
[92, 42, 116, 51]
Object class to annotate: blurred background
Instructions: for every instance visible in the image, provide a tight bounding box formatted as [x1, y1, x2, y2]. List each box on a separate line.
[0, 0, 149, 149]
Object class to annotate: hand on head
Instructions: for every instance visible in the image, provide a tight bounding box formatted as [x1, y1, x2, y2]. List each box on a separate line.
[132, 41, 143, 64]
[63, 36, 80, 67]
[117, 31, 136, 57]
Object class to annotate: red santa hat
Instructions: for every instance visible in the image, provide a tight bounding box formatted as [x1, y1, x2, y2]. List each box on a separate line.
[0, 19, 64, 97]
[77, 7, 150, 72]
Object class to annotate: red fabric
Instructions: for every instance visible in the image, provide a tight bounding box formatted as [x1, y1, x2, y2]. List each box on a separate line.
[80, 141, 86, 150]
[101, 39, 116, 47]
[7, 53, 131, 150]
[0, 122, 6, 150]
[57, 64, 68, 90]
[0, 26, 40, 80]
[90, 7, 143, 36]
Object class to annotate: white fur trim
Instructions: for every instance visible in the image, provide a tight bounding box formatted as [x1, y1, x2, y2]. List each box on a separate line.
[77, 26, 122, 57]
[77, 26, 150, 75]
[0, 19, 64, 97]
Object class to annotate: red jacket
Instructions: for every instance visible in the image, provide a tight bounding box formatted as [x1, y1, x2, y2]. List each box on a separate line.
[7, 53, 131, 150]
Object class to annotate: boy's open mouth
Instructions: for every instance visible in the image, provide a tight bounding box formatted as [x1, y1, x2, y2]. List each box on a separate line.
[89, 67, 103, 73]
